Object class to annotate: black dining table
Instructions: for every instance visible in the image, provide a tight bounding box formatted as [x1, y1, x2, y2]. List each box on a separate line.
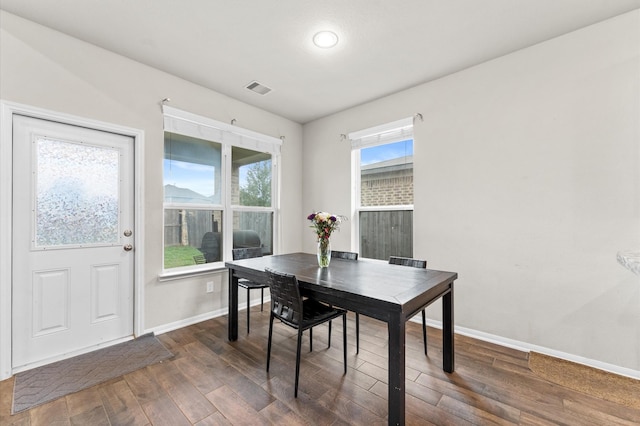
[225, 252, 458, 426]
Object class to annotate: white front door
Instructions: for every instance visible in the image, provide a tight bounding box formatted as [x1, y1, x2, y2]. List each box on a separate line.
[12, 115, 135, 371]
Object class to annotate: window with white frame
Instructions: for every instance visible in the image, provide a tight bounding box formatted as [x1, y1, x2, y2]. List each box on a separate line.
[350, 117, 414, 260]
[163, 106, 280, 271]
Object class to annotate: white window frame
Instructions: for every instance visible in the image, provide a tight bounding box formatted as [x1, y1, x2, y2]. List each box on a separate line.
[161, 106, 281, 277]
[349, 117, 414, 257]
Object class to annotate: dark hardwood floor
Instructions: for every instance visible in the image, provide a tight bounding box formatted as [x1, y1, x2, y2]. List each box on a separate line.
[1, 306, 638, 425]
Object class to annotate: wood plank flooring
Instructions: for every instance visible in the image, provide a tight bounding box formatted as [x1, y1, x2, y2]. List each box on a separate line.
[1, 306, 638, 425]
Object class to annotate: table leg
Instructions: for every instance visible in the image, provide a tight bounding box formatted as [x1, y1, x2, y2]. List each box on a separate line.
[443, 286, 454, 373]
[228, 270, 239, 341]
[388, 314, 405, 426]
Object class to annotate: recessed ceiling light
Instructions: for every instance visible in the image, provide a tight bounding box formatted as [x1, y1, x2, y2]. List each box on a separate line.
[313, 31, 338, 48]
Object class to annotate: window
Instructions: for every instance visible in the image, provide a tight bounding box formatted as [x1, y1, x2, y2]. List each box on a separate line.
[350, 118, 414, 260]
[231, 146, 274, 257]
[162, 106, 280, 272]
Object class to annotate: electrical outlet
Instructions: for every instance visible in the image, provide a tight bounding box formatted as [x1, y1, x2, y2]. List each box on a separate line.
[206, 281, 214, 293]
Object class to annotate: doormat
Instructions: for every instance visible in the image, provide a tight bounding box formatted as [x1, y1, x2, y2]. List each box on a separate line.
[12, 334, 173, 414]
[528, 351, 639, 409]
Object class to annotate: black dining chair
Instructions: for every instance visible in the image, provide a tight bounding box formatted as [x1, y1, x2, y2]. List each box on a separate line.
[232, 247, 267, 334]
[331, 251, 361, 353]
[265, 267, 347, 398]
[389, 256, 429, 354]
[331, 250, 358, 261]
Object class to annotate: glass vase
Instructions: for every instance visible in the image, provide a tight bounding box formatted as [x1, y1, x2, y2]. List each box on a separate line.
[317, 238, 331, 267]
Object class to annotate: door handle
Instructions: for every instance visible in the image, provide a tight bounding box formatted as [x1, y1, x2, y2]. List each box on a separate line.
[123, 244, 133, 251]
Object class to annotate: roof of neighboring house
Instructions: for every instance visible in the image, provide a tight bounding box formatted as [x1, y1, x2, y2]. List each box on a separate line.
[361, 156, 413, 176]
[164, 184, 214, 204]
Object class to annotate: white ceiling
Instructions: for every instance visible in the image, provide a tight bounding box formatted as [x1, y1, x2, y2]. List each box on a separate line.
[2, 0, 639, 123]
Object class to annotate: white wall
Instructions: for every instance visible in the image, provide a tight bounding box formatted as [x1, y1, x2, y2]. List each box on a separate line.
[303, 10, 640, 373]
[0, 11, 304, 334]
[1, 8, 638, 376]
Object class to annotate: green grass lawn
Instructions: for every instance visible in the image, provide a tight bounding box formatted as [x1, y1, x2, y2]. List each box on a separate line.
[164, 245, 203, 269]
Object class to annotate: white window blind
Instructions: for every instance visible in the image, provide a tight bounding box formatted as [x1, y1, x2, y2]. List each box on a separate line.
[349, 116, 413, 150]
[162, 105, 282, 154]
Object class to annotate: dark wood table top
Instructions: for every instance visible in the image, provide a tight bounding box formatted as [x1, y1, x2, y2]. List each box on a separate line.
[226, 252, 458, 321]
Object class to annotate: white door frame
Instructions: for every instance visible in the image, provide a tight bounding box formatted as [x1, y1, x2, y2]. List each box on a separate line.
[0, 101, 145, 380]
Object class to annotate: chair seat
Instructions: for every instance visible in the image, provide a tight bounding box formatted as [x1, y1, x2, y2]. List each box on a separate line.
[301, 299, 346, 327]
[237, 278, 268, 290]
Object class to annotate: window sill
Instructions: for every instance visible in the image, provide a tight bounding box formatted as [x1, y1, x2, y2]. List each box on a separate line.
[158, 264, 227, 282]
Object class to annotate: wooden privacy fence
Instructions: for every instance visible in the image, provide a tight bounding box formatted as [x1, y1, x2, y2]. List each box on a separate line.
[164, 210, 219, 248]
[166, 209, 407, 261]
[164, 210, 273, 254]
[359, 210, 413, 260]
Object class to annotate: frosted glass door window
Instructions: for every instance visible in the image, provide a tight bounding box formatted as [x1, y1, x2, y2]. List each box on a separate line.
[35, 138, 120, 247]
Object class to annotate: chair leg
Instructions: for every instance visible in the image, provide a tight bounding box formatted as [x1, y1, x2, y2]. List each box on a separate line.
[355, 312, 360, 354]
[309, 327, 313, 352]
[295, 328, 303, 398]
[422, 309, 428, 355]
[342, 313, 347, 374]
[266, 315, 274, 372]
[260, 288, 264, 311]
[328, 320, 332, 348]
[247, 288, 251, 334]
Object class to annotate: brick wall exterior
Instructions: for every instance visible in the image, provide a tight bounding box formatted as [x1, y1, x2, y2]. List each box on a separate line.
[361, 167, 413, 206]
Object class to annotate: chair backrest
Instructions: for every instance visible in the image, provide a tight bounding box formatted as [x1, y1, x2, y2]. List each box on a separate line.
[193, 254, 206, 264]
[389, 256, 427, 269]
[232, 247, 263, 260]
[265, 268, 303, 327]
[331, 250, 358, 260]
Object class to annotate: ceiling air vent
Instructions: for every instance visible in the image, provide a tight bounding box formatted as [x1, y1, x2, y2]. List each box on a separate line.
[245, 80, 272, 95]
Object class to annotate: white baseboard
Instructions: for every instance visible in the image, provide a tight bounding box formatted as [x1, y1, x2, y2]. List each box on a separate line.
[416, 317, 640, 380]
[145, 298, 270, 336]
[145, 308, 228, 336]
[148, 302, 639, 380]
